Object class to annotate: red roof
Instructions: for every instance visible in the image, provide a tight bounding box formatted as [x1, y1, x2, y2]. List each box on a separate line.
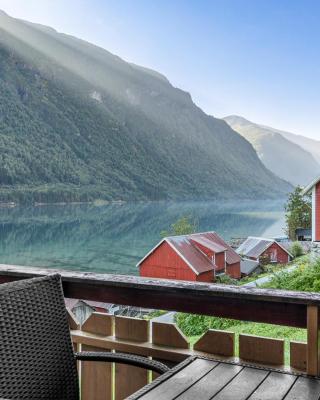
[190, 236, 227, 253]
[202, 232, 241, 265]
[137, 231, 240, 276]
[166, 235, 215, 274]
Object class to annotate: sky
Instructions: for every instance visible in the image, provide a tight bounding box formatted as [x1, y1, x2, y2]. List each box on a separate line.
[0, 0, 319, 140]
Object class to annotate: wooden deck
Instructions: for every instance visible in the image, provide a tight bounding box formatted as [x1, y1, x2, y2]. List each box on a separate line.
[128, 356, 320, 400]
[3, 265, 320, 399]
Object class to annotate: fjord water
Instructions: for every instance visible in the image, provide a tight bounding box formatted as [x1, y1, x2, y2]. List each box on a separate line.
[0, 201, 285, 274]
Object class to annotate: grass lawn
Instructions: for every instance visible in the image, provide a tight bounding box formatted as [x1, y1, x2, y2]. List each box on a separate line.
[189, 322, 306, 365]
[184, 257, 313, 365]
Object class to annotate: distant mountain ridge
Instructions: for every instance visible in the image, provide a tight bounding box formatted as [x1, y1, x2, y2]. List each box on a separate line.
[0, 10, 291, 203]
[223, 115, 320, 186]
[264, 127, 320, 165]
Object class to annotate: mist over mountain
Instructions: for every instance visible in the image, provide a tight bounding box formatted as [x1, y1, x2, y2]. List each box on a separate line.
[224, 115, 320, 186]
[268, 128, 320, 165]
[0, 11, 291, 203]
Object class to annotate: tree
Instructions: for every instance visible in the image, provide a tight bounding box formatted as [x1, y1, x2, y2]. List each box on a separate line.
[285, 186, 311, 240]
[160, 216, 198, 237]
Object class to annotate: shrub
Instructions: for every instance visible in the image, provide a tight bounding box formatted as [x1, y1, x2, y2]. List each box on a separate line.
[263, 258, 320, 292]
[290, 242, 304, 258]
[175, 313, 241, 336]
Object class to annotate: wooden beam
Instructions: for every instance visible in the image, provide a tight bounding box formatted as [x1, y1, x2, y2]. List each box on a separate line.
[307, 305, 320, 376]
[72, 331, 191, 363]
[194, 330, 234, 357]
[239, 334, 284, 366]
[152, 322, 189, 349]
[0, 264, 315, 328]
[114, 317, 149, 399]
[290, 341, 307, 372]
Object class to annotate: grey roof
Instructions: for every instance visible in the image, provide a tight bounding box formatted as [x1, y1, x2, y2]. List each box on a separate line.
[302, 175, 320, 195]
[65, 298, 111, 311]
[236, 237, 275, 259]
[240, 258, 260, 275]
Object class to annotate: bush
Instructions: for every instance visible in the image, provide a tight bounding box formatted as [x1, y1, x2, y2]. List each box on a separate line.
[177, 257, 320, 338]
[290, 242, 304, 258]
[263, 258, 320, 292]
[175, 313, 241, 336]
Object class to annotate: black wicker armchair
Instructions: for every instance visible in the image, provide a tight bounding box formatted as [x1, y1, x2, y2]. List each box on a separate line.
[0, 274, 169, 400]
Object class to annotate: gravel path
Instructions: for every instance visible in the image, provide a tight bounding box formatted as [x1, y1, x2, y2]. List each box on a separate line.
[242, 265, 298, 287]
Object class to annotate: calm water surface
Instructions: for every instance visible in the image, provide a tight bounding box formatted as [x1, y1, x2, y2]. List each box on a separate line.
[0, 200, 285, 274]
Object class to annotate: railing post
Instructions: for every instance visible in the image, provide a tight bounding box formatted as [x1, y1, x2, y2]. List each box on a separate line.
[307, 305, 320, 376]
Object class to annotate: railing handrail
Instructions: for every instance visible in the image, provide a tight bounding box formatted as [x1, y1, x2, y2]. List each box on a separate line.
[3, 264, 320, 376]
[0, 263, 314, 328]
[0, 264, 318, 304]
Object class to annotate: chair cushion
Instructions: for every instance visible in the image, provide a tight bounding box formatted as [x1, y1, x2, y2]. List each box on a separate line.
[0, 274, 79, 400]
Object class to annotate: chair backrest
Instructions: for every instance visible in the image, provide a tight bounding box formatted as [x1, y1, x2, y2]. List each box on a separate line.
[0, 274, 79, 400]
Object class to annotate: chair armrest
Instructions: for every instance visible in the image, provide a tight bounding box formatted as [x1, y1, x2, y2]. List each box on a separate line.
[75, 351, 170, 374]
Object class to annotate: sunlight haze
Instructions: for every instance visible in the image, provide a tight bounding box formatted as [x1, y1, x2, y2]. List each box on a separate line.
[0, 0, 319, 140]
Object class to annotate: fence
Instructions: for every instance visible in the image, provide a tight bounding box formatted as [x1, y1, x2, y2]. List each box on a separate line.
[0, 265, 318, 399]
[69, 310, 309, 399]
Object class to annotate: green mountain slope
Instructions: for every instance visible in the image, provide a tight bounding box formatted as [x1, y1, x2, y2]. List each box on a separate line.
[224, 115, 320, 186]
[0, 10, 291, 203]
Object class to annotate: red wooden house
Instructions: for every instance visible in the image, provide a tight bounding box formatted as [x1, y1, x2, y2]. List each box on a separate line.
[303, 176, 320, 242]
[137, 232, 241, 282]
[236, 237, 292, 265]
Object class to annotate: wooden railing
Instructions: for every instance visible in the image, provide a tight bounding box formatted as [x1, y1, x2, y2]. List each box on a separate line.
[0, 264, 319, 399]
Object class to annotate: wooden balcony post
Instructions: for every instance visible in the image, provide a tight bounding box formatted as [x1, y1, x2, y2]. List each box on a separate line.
[307, 305, 320, 376]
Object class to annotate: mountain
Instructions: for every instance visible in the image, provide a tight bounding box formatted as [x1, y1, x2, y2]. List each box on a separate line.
[267, 128, 320, 165]
[0, 11, 291, 203]
[223, 116, 320, 186]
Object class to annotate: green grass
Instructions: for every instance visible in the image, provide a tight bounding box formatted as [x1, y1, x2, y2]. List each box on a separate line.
[177, 255, 318, 366]
[216, 261, 302, 286]
[188, 323, 306, 365]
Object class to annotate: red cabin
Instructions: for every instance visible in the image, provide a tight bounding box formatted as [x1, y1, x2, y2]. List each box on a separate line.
[303, 176, 320, 242]
[237, 237, 292, 265]
[137, 232, 241, 282]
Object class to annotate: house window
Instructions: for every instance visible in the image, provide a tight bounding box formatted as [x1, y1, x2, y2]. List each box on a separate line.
[270, 248, 277, 263]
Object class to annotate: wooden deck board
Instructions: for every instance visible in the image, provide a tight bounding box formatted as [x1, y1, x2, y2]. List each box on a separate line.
[284, 377, 320, 400]
[212, 367, 269, 400]
[128, 357, 320, 400]
[248, 372, 297, 400]
[175, 363, 243, 400]
[137, 358, 217, 400]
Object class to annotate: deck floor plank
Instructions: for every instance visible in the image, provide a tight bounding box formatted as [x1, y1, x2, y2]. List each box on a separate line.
[248, 372, 297, 400]
[175, 363, 243, 400]
[128, 357, 320, 400]
[211, 367, 269, 400]
[284, 376, 320, 400]
[138, 358, 217, 400]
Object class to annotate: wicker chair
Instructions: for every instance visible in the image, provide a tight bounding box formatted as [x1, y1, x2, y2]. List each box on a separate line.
[0, 274, 169, 400]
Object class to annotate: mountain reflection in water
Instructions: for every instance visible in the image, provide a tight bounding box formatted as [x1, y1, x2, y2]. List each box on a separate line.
[0, 200, 285, 274]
